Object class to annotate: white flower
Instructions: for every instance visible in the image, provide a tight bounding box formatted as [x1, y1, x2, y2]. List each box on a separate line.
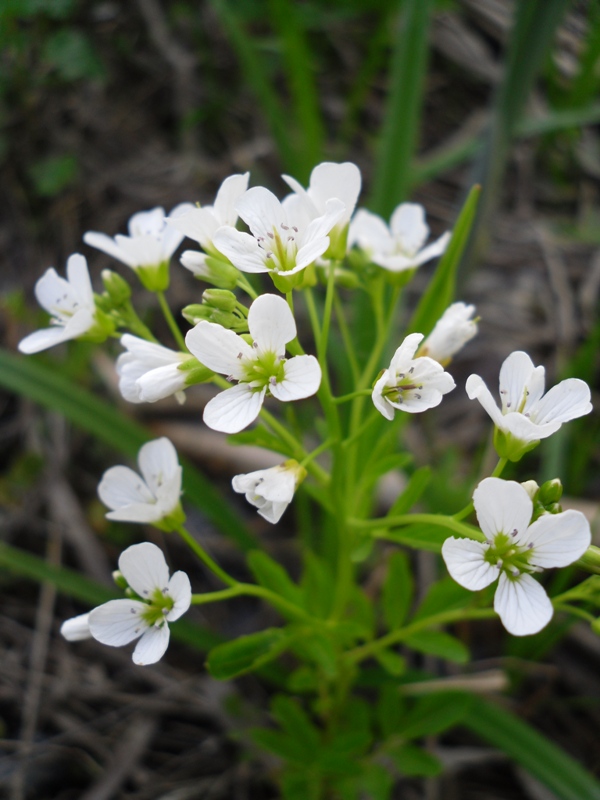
[62, 543, 192, 665]
[166, 173, 249, 276]
[98, 437, 184, 528]
[442, 477, 591, 636]
[348, 203, 450, 272]
[60, 612, 92, 641]
[212, 186, 345, 288]
[466, 351, 592, 460]
[282, 162, 361, 258]
[372, 333, 456, 420]
[185, 293, 321, 434]
[18, 254, 104, 354]
[232, 460, 307, 524]
[417, 302, 478, 365]
[84, 204, 194, 291]
[117, 334, 190, 404]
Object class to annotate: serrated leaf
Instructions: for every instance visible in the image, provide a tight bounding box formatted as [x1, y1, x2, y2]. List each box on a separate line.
[398, 692, 474, 740]
[389, 744, 442, 777]
[206, 628, 288, 680]
[382, 551, 413, 630]
[404, 630, 469, 664]
[247, 550, 303, 607]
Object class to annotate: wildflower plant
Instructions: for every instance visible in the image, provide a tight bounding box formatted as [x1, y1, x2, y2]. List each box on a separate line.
[16, 163, 600, 800]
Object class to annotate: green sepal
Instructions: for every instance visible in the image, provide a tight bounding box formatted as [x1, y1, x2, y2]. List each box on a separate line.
[177, 356, 214, 385]
[153, 502, 186, 532]
[494, 427, 540, 462]
[136, 261, 170, 292]
[81, 306, 117, 343]
[101, 269, 132, 304]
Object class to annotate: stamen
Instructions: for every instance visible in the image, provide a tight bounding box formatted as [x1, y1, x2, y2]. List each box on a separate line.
[511, 529, 518, 537]
[511, 568, 520, 577]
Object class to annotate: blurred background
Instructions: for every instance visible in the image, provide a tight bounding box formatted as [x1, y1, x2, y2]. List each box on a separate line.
[0, 0, 599, 798]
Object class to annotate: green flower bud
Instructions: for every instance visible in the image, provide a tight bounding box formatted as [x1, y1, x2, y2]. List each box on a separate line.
[202, 289, 237, 312]
[539, 478, 563, 506]
[112, 570, 128, 590]
[521, 480, 540, 501]
[101, 269, 132, 305]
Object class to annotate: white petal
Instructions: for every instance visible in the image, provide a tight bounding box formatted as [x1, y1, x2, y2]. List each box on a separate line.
[61, 307, 97, 338]
[500, 411, 560, 443]
[390, 203, 429, 255]
[185, 321, 252, 377]
[269, 355, 321, 401]
[389, 333, 424, 370]
[89, 599, 147, 646]
[348, 209, 393, 253]
[203, 384, 266, 433]
[84, 231, 136, 267]
[105, 503, 164, 524]
[136, 364, 187, 403]
[441, 537, 497, 590]
[530, 379, 592, 425]
[213, 172, 250, 224]
[301, 198, 346, 244]
[294, 236, 331, 271]
[465, 374, 505, 428]
[61, 613, 92, 641]
[494, 572, 553, 636]
[161, 203, 194, 258]
[128, 207, 165, 237]
[132, 624, 170, 665]
[138, 438, 180, 497]
[168, 207, 220, 249]
[180, 249, 211, 275]
[410, 231, 451, 266]
[212, 228, 268, 273]
[156, 467, 183, 516]
[166, 571, 192, 621]
[308, 162, 361, 223]
[114, 234, 163, 268]
[372, 371, 395, 420]
[118, 542, 171, 599]
[248, 294, 296, 355]
[34, 268, 70, 313]
[236, 186, 284, 240]
[98, 465, 155, 510]
[498, 351, 540, 413]
[66, 253, 94, 305]
[526, 510, 591, 568]
[473, 478, 533, 542]
[258, 501, 289, 524]
[18, 325, 76, 354]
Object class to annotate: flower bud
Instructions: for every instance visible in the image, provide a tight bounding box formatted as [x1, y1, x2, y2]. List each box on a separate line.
[202, 289, 238, 312]
[102, 269, 132, 305]
[112, 570, 128, 590]
[521, 480, 539, 501]
[539, 478, 563, 506]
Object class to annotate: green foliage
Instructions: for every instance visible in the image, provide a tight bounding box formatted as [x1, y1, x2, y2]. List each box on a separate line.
[42, 29, 105, 81]
[28, 153, 78, 197]
[207, 628, 290, 679]
[382, 551, 413, 630]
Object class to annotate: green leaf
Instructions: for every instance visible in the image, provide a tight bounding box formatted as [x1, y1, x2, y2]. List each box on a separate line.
[377, 682, 406, 739]
[387, 466, 431, 517]
[389, 744, 442, 777]
[379, 523, 447, 552]
[0, 349, 255, 551]
[360, 762, 394, 800]
[43, 29, 105, 81]
[359, 452, 413, 496]
[382, 550, 413, 630]
[206, 627, 288, 679]
[272, 695, 320, 757]
[464, 699, 600, 800]
[291, 630, 337, 678]
[412, 576, 473, 621]
[281, 770, 322, 800]
[28, 154, 78, 197]
[375, 649, 406, 677]
[251, 728, 313, 765]
[398, 692, 474, 740]
[247, 550, 303, 607]
[404, 630, 469, 664]
[408, 184, 480, 337]
[300, 552, 334, 617]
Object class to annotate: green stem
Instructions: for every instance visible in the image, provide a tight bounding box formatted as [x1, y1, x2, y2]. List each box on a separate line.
[192, 586, 245, 604]
[260, 407, 329, 485]
[350, 513, 485, 541]
[300, 438, 334, 469]
[333, 389, 373, 404]
[346, 607, 496, 666]
[454, 457, 508, 521]
[237, 275, 258, 299]
[176, 525, 237, 587]
[156, 291, 187, 351]
[333, 290, 360, 384]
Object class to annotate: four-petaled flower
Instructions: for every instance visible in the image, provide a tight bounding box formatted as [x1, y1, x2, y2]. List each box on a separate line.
[417, 302, 478, 366]
[186, 294, 321, 433]
[98, 437, 185, 530]
[84, 204, 194, 291]
[466, 351, 592, 461]
[232, 459, 307, 524]
[61, 542, 191, 665]
[372, 333, 456, 420]
[281, 162, 362, 259]
[18, 254, 110, 353]
[212, 186, 345, 290]
[442, 477, 591, 636]
[348, 203, 450, 272]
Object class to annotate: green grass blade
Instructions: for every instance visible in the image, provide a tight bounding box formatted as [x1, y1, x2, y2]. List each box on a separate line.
[407, 184, 480, 336]
[370, 0, 434, 217]
[268, 0, 324, 179]
[0, 348, 256, 551]
[463, 698, 600, 800]
[0, 541, 221, 650]
[208, 0, 295, 171]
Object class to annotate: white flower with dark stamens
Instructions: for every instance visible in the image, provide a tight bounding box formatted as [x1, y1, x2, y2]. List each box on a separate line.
[372, 333, 456, 420]
[348, 203, 450, 272]
[466, 351, 592, 461]
[61, 543, 191, 665]
[117, 334, 200, 404]
[18, 254, 107, 354]
[60, 612, 92, 642]
[212, 186, 346, 282]
[232, 459, 307, 524]
[442, 477, 591, 636]
[417, 302, 478, 366]
[84, 204, 194, 291]
[281, 162, 361, 259]
[166, 173, 249, 274]
[185, 293, 321, 434]
[98, 438, 184, 529]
